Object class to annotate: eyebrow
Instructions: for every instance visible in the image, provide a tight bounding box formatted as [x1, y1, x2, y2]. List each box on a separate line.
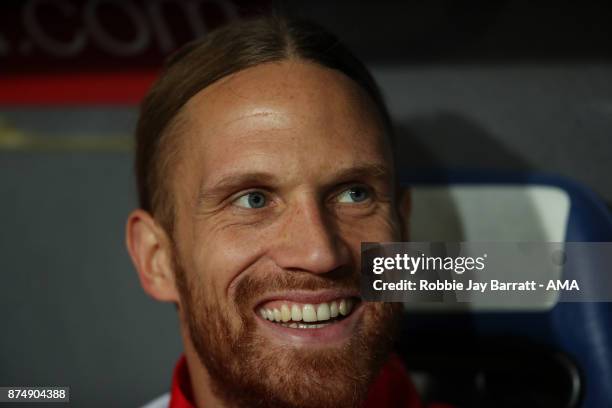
[330, 164, 391, 184]
[197, 163, 392, 205]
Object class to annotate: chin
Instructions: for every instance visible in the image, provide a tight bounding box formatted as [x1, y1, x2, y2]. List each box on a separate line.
[193, 300, 400, 408]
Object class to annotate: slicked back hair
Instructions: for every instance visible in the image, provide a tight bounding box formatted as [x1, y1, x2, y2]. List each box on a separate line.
[135, 15, 393, 234]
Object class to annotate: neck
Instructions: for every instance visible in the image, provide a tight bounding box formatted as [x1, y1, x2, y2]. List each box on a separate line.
[180, 323, 229, 408]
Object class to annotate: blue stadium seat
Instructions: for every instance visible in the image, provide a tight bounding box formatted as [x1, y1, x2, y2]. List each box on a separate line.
[398, 170, 612, 408]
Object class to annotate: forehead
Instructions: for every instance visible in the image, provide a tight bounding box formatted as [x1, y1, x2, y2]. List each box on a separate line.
[176, 60, 391, 190]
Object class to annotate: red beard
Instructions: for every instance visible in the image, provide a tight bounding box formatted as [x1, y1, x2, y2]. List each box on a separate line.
[175, 259, 402, 408]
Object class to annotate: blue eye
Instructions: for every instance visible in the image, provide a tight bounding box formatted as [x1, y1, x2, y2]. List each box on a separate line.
[234, 192, 267, 209]
[337, 186, 370, 203]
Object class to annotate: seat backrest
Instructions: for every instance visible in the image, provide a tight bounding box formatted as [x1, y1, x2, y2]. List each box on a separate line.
[399, 170, 612, 408]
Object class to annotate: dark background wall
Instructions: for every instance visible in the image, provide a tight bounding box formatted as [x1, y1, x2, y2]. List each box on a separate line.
[0, 1, 610, 407]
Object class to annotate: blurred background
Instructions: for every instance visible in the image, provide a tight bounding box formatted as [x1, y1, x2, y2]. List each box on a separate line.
[1, 1, 611, 407]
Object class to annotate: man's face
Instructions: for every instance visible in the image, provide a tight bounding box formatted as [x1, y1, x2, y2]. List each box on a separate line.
[170, 60, 402, 408]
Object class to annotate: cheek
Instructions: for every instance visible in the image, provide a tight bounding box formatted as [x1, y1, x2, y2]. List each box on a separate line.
[190, 223, 270, 299]
[186, 205, 399, 298]
[337, 209, 400, 244]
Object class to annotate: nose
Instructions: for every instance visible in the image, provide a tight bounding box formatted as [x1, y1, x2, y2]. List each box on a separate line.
[271, 197, 351, 274]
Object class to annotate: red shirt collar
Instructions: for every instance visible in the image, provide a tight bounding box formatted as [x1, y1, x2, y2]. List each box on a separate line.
[169, 356, 195, 408]
[169, 353, 423, 408]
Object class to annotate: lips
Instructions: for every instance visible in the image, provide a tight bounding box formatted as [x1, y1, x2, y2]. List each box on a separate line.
[252, 289, 363, 341]
[258, 298, 356, 328]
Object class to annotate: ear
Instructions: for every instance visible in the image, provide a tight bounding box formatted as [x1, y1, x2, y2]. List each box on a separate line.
[125, 209, 180, 302]
[397, 187, 411, 241]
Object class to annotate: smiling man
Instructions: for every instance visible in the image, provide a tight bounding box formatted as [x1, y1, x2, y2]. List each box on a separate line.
[126, 15, 420, 408]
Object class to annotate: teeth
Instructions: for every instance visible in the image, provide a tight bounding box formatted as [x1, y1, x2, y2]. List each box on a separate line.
[339, 299, 347, 315]
[297, 323, 327, 329]
[316, 303, 330, 321]
[259, 298, 356, 324]
[302, 304, 317, 322]
[281, 304, 291, 322]
[330, 301, 338, 318]
[280, 322, 331, 329]
[338, 299, 353, 316]
[291, 304, 302, 321]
